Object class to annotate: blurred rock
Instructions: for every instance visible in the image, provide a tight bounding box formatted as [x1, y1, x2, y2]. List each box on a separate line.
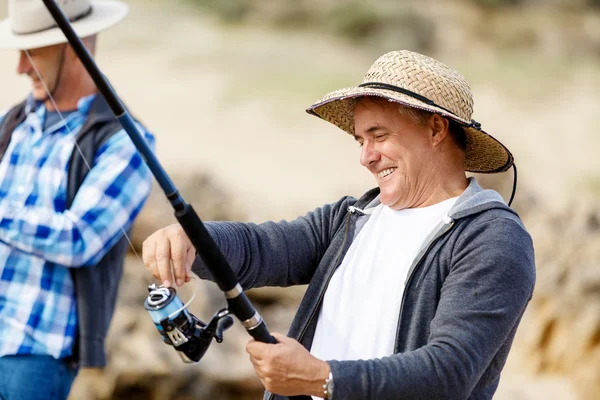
[511, 199, 600, 400]
[246, 285, 307, 307]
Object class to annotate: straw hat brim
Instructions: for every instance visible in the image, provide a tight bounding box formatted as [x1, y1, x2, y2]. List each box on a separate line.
[307, 86, 513, 174]
[0, 0, 128, 50]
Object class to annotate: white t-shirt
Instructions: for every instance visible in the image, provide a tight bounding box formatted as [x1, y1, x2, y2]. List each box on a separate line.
[310, 197, 457, 399]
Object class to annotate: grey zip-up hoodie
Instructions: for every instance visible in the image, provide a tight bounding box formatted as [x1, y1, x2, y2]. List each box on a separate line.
[193, 178, 536, 400]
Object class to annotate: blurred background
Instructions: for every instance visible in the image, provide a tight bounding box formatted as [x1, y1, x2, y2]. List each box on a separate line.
[1, 0, 599, 399]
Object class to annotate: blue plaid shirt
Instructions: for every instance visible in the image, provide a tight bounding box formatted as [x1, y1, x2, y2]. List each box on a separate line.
[0, 94, 154, 359]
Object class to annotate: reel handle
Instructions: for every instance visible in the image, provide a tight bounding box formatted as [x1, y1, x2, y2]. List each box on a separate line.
[215, 316, 234, 343]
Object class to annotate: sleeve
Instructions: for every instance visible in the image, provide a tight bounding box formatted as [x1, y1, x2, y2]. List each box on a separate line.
[327, 217, 536, 400]
[191, 195, 357, 288]
[0, 129, 155, 267]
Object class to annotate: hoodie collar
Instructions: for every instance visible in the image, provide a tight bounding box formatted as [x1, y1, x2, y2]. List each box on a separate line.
[449, 177, 515, 220]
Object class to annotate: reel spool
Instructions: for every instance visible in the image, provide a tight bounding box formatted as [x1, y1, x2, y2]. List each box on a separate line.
[144, 282, 234, 363]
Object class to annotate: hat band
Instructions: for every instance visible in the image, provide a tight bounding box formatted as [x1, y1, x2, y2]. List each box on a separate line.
[12, 5, 93, 35]
[358, 82, 482, 130]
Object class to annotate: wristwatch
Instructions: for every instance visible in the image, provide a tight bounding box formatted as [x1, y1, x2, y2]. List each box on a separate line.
[323, 371, 334, 399]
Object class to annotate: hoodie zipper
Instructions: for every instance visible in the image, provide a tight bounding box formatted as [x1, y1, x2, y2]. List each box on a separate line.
[266, 208, 356, 400]
[392, 218, 456, 353]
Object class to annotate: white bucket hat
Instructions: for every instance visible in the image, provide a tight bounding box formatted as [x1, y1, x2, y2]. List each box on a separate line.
[0, 0, 128, 50]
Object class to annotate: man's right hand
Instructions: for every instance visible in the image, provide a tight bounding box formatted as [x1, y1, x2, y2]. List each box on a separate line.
[142, 223, 196, 287]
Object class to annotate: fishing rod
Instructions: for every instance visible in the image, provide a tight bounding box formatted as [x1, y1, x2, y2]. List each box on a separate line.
[39, 4, 311, 396]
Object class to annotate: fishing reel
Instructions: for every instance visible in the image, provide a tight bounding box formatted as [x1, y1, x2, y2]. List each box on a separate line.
[144, 282, 234, 363]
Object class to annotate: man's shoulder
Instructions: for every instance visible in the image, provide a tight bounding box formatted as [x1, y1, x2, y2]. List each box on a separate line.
[452, 207, 531, 253]
[450, 208, 535, 288]
[465, 206, 528, 233]
[453, 207, 535, 268]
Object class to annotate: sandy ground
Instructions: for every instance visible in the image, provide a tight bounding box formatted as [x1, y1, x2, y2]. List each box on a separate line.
[0, 0, 593, 398]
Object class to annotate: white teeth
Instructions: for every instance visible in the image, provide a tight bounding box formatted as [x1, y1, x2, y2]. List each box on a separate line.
[378, 168, 396, 179]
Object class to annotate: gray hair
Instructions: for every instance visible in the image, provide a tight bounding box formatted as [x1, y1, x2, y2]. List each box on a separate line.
[397, 105, 468, 153]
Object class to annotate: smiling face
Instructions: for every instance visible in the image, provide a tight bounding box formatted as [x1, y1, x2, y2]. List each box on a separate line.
[353, 97, 455, 210]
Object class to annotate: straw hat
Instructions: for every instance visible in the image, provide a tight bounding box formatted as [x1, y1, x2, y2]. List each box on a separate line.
[307, 50, 513, 173]
[0, 0, 128, 50]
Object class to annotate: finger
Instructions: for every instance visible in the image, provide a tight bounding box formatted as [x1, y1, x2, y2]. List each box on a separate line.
[246, 339, 266, 358]
[184, 243, 196, 282]
[170, 228, 188, 287]
[142, 237, 159, 281]
[155, 233, 173, 287]
[246, 339, 256, 354]
[248, 353, 259, 367]
[247, 354, 266, 380]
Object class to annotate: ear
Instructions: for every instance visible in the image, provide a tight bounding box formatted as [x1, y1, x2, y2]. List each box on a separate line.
[429, 114, 449, 147]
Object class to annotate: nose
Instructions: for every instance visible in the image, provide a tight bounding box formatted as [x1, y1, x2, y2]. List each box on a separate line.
[360, 140, 380, 168]
[17, 51, 31, 75]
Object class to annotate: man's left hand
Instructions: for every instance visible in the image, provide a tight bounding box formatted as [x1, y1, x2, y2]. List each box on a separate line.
[246, 332, 330, 397]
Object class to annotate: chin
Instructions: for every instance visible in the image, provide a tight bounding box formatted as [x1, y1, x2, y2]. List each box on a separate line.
[379, 185, 408, 209]
[379, 194, 400, 209]
[32, 91, 47, 101]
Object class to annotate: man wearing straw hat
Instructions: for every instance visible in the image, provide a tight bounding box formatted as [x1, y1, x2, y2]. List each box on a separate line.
[142, 50, 535, 399]
[0, 1, 154, 398]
